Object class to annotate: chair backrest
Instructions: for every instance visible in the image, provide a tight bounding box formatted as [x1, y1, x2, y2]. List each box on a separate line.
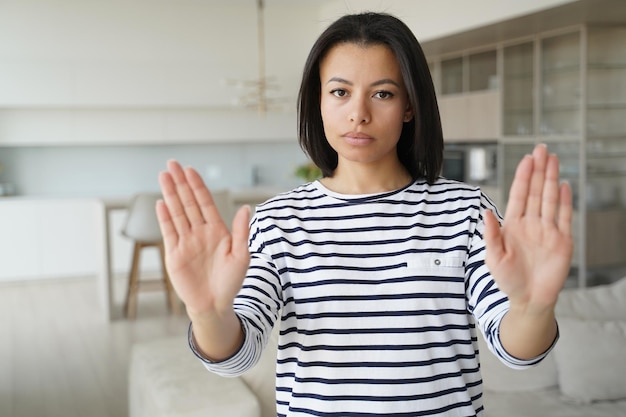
[122, 192, 163, 243]
[210, 189, 234, 227]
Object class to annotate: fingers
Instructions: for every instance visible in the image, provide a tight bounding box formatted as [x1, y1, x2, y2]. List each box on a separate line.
[155, 199, 178, 248]
[158, 165, 191, 235]
[557, 182, 573, 237]
[483, 209, 504, 265]
[526, 144, 548, 217]
[231, 205, 251, 259]
[158, 160, 228, 238]
[506, 144, 561, 222]
[183, 166, 224, 227]
[540, 154, 560, 224]
[167, 160, 207, 227]
[504, 154, 533, 219]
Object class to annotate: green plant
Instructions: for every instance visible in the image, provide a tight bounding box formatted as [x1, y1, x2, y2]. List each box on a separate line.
[294, 162, 322, 182]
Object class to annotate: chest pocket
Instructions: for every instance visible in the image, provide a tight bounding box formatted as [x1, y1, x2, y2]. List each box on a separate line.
[407, 255, 465, 269]
[404, 254, 466, 281]
[403, 254, 467, 304]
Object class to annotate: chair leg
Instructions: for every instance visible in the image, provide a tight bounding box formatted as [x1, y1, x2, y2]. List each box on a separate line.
[124, 242, 143, 319]
[159, 243, 181, 315]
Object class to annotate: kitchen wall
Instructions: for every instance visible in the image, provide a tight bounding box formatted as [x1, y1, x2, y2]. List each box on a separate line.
[0, 141, 307, 197]
[0, 0, 322, 195]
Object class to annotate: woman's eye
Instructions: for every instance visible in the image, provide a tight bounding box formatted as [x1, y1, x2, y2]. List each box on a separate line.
[374, 91, 394, 99]
[330, 89, 348, 97]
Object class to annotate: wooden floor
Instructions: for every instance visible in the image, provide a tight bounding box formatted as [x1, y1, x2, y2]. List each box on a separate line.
[0, 276, 189, 417]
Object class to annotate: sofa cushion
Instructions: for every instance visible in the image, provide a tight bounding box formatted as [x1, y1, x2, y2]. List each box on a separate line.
[240, 325, 279, 417]
[129, 337, 261, 417]
[477, 333, 558, 392]
[553, 318, 626, 404]
[483, 388, 626, 417]
[556, 277, 626, 320]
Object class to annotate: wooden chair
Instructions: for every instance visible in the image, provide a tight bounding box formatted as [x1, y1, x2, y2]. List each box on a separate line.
[121, 192, 181, 319]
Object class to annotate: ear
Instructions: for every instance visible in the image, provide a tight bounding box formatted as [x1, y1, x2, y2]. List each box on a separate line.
[403, 106, 414, 123]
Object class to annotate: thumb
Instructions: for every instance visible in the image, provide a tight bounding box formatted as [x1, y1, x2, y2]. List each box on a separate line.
[483, 209, 504, 265]
[231, 205, 251, 258]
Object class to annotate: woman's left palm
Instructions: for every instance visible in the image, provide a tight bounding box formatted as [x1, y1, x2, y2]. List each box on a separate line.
[484, 144, 574, 310]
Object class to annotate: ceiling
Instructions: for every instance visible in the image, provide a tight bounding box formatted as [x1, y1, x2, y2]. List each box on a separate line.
[421, 0, 626, 56]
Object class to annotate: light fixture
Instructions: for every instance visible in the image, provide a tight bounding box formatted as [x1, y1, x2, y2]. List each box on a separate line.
[225, 0, 288, 116]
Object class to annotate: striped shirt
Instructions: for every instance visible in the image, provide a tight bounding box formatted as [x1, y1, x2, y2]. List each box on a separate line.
[193, 179, 553, 416]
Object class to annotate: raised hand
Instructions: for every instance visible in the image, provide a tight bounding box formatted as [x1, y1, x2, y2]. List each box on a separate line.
[484, 144, 573, 312]
[156, 160, 251, 316]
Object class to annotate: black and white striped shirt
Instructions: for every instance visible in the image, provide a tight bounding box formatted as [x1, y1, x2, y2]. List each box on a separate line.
[195, 179, 552, 416]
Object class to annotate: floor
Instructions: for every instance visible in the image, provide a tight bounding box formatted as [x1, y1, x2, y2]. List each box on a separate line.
[0, 276, 189, 417]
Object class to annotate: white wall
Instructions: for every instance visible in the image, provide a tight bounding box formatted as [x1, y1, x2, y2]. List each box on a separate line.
[0, 0, 578, 147]
[0, 0, 321, 109]
[319, 0, 576, 41]
[0, 0, 321, 146]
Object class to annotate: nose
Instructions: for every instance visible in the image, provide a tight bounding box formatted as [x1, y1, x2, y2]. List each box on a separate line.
[349, 97, 370, 124]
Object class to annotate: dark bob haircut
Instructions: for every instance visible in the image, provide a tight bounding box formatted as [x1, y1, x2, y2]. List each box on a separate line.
[297, 12, 443, 184]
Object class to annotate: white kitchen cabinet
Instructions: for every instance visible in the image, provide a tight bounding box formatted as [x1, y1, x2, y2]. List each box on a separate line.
[439, 92, 500, 141]
[0, 187, 282, 285]
[0, 202, 40, 279]
[0, 198, 101, 281]
[438, 95, 467, 140]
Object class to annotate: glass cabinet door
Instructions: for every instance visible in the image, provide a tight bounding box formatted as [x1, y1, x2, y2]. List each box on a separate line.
[540, 31, 581, 135]
[503, 42, 535, 136]
[586, 26, 626, 209]
[585, 26, 626, 269]
[587, 26, 626, 139]
[441, 57, 463, 95]
[468, 50, 497, 92]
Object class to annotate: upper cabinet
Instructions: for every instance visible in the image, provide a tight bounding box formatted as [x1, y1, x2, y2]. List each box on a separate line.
[502, 41, 535, 136]
[434, 49, 500, 141]
[502, 25, 626, 286]
[468, 50, 498, 92]
[424, 3, 626, 287]
[540, 31, 582, 136]
[440, 57, 464, 95]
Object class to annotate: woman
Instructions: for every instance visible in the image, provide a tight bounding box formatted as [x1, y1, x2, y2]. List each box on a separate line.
[156, 12, 573, 417]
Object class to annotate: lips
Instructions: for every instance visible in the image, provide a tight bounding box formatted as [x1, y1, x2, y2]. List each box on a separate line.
[343, 131, 373, 145]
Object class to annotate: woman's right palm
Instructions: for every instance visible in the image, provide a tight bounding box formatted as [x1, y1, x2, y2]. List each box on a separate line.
[156, 160, 250, 316]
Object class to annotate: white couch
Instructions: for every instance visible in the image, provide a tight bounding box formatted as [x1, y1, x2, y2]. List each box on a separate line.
[129, 278, 626, 417]
[128, 326, 278, 417]
[481, 277, 626, 416]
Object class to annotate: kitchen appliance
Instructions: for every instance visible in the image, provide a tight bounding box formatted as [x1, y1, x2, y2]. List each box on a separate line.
[442, 143, 497, 185]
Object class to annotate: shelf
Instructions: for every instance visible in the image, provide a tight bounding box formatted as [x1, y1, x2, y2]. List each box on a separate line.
[541, 105, 580, 112]
[503, 107, 533, 113]
[541, 65, 580, 75]
[587, 103, 626, 110]
[588, 63, 626, 70]
[503, 73, 533, 81]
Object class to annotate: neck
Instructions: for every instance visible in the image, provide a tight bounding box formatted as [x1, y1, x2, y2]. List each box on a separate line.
[320, 162, 412, 195]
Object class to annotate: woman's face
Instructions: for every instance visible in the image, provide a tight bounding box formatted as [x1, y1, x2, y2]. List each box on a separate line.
[319, 42, 413, 171]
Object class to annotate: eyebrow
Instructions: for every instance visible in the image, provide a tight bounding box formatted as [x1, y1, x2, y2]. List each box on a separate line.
[325, 77, 400, 88]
